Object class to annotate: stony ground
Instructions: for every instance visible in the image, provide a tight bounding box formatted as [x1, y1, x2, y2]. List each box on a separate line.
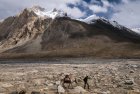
[0, 59, 140, 94]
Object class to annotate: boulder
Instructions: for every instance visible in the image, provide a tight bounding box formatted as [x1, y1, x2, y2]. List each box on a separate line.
[40, 87, 48, 92]
[124, 79, 135, 85]
[18, 90, 26, 94]
[46, 75, 54, 80]
[71, 86, 87, 94]
[127, 89, 140, 94]
[57, 85, 65, 94]
[44, 81, 48, 86]
[32, 79, 45, 85]
[1, 83, 13, 88]
[55, 81, 61, 85]
[48, 83, 54, 87]
[129, 70, 134, 73]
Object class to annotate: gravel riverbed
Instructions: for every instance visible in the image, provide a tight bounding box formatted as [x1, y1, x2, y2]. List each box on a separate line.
[0, 59, 140, 94]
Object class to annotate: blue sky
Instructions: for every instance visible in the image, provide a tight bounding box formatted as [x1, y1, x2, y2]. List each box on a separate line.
[0, 0, 140, 28]
[67, 0, 117, 19]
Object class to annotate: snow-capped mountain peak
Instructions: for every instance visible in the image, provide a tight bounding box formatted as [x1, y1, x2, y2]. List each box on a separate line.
[78, 14, 124, 30]
[28, 6, 67, 19]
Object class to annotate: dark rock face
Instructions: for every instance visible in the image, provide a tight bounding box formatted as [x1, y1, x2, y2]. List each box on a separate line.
[0, 17, 16, 41]
[1, 9, 140, 58]
[91, 19, 140, 42]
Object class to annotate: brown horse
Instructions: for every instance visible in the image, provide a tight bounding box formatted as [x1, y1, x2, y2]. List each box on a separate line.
[62, 74, 77, 88]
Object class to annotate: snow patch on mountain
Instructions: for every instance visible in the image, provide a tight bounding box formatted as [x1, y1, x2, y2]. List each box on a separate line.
[0, 19, 4, 22]
[78, 15, 123, 29]
[132, 28, 140, 34]
[78, 15, 99, 24]
[29, 6, 67, 19]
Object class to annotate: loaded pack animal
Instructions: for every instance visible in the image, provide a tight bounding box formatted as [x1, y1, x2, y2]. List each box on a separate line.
[61, 74, 77, 88]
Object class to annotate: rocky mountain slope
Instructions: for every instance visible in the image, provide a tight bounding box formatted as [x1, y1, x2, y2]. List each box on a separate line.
[0, 6, 140, 59]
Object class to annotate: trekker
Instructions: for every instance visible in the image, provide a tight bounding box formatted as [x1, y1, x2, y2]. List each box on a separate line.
[83, 76, 90, 89]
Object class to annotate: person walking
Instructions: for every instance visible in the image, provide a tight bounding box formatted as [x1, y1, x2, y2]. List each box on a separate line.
[83, 76, 90, 89]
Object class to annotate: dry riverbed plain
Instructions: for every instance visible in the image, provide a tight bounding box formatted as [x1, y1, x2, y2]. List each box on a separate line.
[0, 58, 140, 94]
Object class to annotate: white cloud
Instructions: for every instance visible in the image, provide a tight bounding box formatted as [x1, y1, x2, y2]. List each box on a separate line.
[122, 0, 129, 3]
[102, 0, 111, 7]
[111, 0, 140, 28]
[59, 4, 85, 18]
[89, 5, 108, 13]
[88, 0, 111, 13]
